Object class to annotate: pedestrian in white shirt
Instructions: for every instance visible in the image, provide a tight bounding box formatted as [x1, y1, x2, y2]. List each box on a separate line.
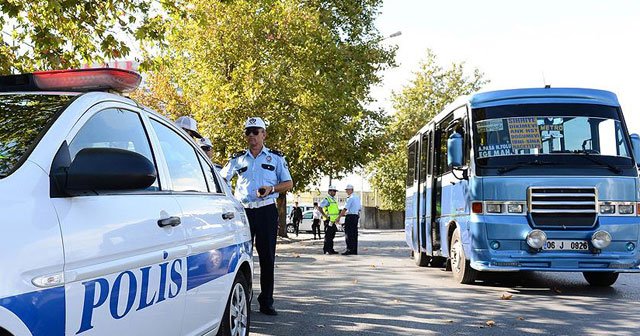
[312, 202, 322, 240]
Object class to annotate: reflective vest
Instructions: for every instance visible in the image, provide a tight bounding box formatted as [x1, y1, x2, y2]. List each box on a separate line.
[324, 196, 340, 221]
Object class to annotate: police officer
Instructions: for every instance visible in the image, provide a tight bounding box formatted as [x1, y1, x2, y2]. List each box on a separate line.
[319, 186, 340, 255]
[337, 184, 361, 255]
[175, 116, 203, 139]
[199, 137, 213, 159]
[220, 117, 293, 316]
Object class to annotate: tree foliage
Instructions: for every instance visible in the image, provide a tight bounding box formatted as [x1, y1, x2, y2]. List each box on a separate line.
[134, 0, 395, 191]
[368, 50, 488, 211]
[0, 0, 170, 73]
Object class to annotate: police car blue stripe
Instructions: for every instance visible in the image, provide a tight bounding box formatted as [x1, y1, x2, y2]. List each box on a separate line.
[0, 286, 65, 336]
[186, 243, 242, 291]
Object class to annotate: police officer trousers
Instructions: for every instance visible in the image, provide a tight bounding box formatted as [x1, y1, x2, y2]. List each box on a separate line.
[245, 203, 278, 308]
[323, 219, 337, 253]
[344, 214, 359, 253]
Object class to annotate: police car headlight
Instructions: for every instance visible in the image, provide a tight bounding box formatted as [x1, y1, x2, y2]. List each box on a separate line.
[526, 229, 547, 249]
[591, 230, 612, 249]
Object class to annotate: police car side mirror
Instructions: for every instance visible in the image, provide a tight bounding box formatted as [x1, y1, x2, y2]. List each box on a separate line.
[447, 132, 464, 168]
[52, 147, 157, 196]
[630, 133, 640, 168]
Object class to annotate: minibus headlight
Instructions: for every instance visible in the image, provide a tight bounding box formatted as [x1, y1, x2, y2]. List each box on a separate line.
[599, 204, 615, 214]
[618, 204, 634, 215]
[591, 231, 612, 249]
[486, 204, 502, 213]
[526, 230, 547, 249]
[507, 203, 524, 213]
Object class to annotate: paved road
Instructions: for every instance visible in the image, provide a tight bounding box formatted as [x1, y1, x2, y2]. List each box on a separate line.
[250, 230, 640, 335]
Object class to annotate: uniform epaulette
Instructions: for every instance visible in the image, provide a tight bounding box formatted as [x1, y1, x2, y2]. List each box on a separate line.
[230, 150, 246, 159]
[269, 149, 284, 157]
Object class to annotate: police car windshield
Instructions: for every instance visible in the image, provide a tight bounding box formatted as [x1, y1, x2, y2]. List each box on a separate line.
[0, 94, 75, 177]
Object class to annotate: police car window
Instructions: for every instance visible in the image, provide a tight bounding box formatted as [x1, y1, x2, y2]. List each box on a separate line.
[150, 119, 208, 193]
[68, 108, 159, 190]
[0, 94, 75, 178]
[197, 153, 223, 193]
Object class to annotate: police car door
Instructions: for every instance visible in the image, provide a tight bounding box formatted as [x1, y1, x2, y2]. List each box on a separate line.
[52, 104, 188, 335]
[147, 117, 246, 335]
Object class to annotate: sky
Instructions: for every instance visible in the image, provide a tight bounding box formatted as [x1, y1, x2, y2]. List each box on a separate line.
[316, 0, 640, 193]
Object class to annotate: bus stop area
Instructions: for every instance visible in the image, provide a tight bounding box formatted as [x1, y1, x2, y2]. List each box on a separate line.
[253, 230, 640, 336]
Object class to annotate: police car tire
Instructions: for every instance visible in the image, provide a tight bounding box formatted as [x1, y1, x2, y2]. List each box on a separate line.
[286, 224, 296, 233]
[583, 271, 619, 287]
[217, 272, 250, 336]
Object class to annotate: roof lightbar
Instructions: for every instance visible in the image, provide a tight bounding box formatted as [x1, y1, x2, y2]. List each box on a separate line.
[0, 68, 142, 93]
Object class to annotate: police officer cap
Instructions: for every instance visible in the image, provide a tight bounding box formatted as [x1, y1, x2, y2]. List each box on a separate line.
[328, 185, 337, 191]
[345, 184, 354, 190]
[175, 116, 203, 138]
[199, 137, 213, 150]
[245, 117, 267, 129]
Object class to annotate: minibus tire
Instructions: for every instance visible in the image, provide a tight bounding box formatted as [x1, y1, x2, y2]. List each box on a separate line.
[415, 250, 429, 267]
[583, 272, 619, 287]
[450, 228, 478, 284]
[218, 272, 250, 336]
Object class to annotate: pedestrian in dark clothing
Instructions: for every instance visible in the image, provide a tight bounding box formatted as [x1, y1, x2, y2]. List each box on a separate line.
[290, 202, 303, 236]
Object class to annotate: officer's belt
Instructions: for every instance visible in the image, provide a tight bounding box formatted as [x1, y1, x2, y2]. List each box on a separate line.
[243, 198, 276, 209]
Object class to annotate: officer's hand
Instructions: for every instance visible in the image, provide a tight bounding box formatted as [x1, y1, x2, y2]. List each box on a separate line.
[257, 185, 271, 198]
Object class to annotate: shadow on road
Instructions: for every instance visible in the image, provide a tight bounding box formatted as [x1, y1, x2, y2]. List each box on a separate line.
[251, 231, 640, 335]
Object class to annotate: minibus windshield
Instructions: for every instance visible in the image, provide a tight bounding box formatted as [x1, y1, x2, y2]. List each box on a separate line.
[472, 103, 634, 174]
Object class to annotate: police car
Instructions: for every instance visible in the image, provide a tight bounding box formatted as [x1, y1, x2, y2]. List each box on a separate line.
[0, 68, 252, 336]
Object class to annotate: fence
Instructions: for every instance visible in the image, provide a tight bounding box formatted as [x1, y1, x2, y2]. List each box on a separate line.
[360, 206, 404, 230]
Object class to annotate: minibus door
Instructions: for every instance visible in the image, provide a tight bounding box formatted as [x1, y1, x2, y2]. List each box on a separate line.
[419, 131, 434, 253]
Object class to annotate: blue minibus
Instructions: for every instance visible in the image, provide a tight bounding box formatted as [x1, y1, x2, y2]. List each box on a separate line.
[405, 87, 640, 286]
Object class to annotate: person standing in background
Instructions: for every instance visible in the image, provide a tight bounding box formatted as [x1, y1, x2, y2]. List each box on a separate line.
[337, 184, 361, 255]
[311, 202, 322, 240]
[319, 186, 340, 255]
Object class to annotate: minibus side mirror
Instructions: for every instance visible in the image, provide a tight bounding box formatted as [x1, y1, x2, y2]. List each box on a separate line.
[631, 133, 640, 167]
[447, 132, 464, 168]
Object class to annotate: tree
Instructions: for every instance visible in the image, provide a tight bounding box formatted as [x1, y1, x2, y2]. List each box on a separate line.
[134, 0, 395, 236]
[0, 0, 171, 73]
[368, 50, 488, 211]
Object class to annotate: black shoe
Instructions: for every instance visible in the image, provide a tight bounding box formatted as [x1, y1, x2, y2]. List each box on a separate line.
[259, 306, 278, 316]
[341, 250, 357, 255]
[325, 250, 338, 255]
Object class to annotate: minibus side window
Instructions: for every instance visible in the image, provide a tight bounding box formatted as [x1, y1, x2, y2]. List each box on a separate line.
[407, 141, 417, 187]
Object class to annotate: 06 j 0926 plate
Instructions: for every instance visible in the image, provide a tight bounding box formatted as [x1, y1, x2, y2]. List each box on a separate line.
[542, 240, 589, 251]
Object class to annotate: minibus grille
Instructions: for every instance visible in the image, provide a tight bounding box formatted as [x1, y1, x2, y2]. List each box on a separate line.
[528, 187, 597, 228]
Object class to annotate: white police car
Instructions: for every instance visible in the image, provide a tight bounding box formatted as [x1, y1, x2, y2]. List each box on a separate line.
[0, 68, 252, 336]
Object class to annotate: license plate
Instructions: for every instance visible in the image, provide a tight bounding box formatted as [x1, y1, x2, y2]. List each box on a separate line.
[543, 240, 589, 251]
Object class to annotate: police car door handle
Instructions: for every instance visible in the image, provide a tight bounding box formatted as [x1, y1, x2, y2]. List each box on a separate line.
[222, 212, 235, 220]
[158, 216, 181, 228]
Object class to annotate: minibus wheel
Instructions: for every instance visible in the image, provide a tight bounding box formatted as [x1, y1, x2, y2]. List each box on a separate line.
[583, 272, 619, 287]
[415, 250, 429, 267]
[450, 228, 478, 284]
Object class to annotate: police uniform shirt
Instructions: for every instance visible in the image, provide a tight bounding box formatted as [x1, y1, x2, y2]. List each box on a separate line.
[220, 146, 292, 203]
[344, 194, 362, 215]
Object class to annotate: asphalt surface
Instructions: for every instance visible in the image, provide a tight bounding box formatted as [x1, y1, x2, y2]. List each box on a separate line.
[250, 230, 640, 335]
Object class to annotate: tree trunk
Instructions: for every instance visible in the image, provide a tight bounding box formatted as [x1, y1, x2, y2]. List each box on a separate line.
[277, 193, 288, 238]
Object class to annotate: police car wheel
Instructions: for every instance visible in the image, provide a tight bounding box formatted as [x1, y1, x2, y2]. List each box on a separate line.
[450, 228, 478, 284]
[286, 224, 296, 233]
[218, 272, 250, 336]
